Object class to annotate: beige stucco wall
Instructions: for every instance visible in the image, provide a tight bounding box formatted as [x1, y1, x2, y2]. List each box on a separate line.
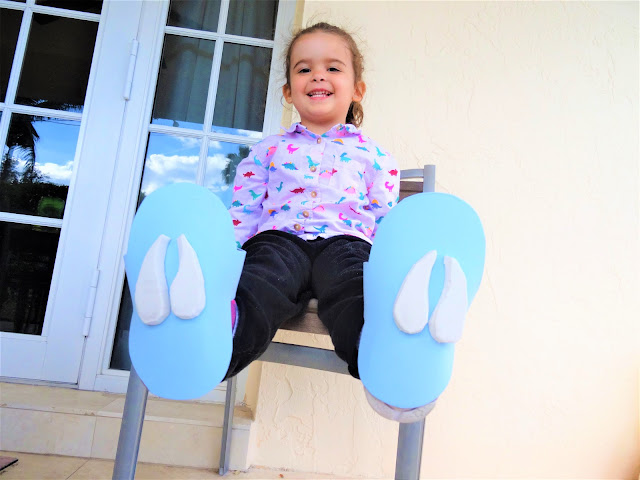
[245, 1, 640, 478]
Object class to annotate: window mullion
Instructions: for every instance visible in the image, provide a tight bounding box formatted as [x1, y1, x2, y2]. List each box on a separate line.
[202, 39, 225, 136]
[217, 0, 230, 35]
[198, 0, 231, 140]
[196, 136, 209, 186]
[0, 1, 26, 12]
[163, 25, 274, 48]
[0, 6, 33, 151]
[29, 4, 100, 22]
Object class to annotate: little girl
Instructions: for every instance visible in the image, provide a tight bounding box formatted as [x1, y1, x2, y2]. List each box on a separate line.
[225, 23, 429, 421]
[127, 22, 483, 423]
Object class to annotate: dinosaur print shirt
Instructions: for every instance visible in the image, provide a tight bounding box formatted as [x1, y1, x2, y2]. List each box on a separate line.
[229, 123, 399, 246]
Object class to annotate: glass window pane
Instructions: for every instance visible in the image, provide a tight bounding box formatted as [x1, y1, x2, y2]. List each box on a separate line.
[151, 35, 215, 131]
[1, 8, 23, 102]
[16, 14, 98, 112]
[167, 0, 221, 32]
[35, 0, 103, 14]
[205, 141, 250, 208]
[1, 115, 80, 219]
[138, 133, 201, 204]
[0, 221, 60, 335]
[226, 0, 278, 40]
[212, 44, 272, 135]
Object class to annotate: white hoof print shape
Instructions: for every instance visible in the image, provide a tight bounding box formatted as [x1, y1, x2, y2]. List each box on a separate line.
[170, 234, 206, 320]
[135, 234, 206, 325]
[393, 251, 468, 343]
[134, 234, 171, 326]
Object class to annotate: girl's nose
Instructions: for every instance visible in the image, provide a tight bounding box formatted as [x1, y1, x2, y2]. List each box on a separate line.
[312, 70, 325, 82]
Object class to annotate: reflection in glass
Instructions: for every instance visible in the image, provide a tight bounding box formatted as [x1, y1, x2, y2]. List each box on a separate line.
[138, 133, 201, 204]
[167, 0, 221, 33]
[1, 9, 22, 102]
[35, 0, 103, 14]
[16, 14, 98, 112]
[0, 221, 60, 335]
[152, 35, 215, 130]
[110, 276, 132, 370]
[205, 141, 250, 207]
[1, 115, 80, 218]
[227, 0, 278, 40]
[213, 44, 271, 134]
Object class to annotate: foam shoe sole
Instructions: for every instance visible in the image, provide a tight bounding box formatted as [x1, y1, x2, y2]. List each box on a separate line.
[124, 183, 245, 400]
[358, 192, 485, 409]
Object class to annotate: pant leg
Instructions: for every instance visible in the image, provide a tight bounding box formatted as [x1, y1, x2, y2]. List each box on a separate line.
[310, 236, 371, 379]
[225, 230, 314, 379]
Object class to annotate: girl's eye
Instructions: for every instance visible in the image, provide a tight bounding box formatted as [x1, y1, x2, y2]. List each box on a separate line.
[328, 67, 340, 72]
[298, 68, 310, 73]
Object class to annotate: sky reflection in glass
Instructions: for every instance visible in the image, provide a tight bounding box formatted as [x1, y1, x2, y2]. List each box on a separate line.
[1, 115, 80, 218]
[205, 141, 250, 207]
[139, 133, 200, 202]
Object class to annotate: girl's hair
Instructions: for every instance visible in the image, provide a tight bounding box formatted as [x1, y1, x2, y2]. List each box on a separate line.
[284, 22, 365, 127]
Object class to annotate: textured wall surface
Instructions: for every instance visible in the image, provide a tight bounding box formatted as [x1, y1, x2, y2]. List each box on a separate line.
[246, 1, 640, 477]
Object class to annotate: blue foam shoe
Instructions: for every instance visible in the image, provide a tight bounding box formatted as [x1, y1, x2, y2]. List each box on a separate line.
[358, 193, 485, 409]
[124, 183, 245, 400]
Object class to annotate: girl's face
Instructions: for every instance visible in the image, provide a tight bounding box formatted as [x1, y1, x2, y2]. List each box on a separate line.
[283, 32, 365, 135]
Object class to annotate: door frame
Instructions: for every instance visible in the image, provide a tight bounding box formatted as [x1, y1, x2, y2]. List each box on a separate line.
[0, 0, 142, 384]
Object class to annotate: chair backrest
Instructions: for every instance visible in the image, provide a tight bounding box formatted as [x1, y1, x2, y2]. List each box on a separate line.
[278, 166, 435, 335]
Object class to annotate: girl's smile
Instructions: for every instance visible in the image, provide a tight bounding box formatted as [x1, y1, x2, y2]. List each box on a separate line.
[283, 32, 365, 135]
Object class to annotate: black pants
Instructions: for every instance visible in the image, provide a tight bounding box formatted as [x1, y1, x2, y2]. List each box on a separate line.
[224, 230, 371, 380]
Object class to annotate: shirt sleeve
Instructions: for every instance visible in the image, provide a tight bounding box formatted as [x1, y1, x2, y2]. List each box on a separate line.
[228, 141, 270, 246]
[365, 143, 400, 240]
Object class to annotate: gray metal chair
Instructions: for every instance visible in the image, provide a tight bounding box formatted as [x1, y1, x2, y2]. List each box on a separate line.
[113, 166, 436, 480]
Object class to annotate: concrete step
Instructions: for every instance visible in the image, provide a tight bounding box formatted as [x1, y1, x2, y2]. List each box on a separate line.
[0, 382, 252, 470]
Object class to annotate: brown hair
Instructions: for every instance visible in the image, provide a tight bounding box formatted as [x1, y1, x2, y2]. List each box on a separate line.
[284, 22, 365, 127]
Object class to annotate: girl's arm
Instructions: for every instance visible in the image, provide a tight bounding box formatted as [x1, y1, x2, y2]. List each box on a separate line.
[366, 146, 400, 239]
[229, 143, 270, 247]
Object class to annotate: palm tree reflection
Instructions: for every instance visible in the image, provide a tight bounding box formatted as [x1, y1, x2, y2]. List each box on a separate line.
[0, 102, 78, 219]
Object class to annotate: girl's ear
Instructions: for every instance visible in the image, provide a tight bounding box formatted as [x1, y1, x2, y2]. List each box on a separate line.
[282, 84, 293, 104]
[353, 81, 366, 103]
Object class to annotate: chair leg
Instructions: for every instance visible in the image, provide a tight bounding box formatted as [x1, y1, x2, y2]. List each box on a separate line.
[112, 366, 149, 480]
[395, 419, 425, 480]
[219, 376, 237, 476]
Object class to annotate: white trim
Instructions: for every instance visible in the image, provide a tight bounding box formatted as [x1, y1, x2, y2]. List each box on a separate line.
[6, 104, 84, 121]
[202, 33, 225, 136]
[0, 213, 63, 228]
[0, 0, 101, 21]
[0, 1, 25, 12]
[217, 0, 230, 35]
[164, 26, 276, 49]
[148, 124, 262, 144]
[28, 4, 100, 22]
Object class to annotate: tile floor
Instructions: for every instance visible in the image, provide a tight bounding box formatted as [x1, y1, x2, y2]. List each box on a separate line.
[0, 451, 354, 480]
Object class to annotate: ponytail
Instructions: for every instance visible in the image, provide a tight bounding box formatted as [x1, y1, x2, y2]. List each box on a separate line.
[346, 101, 364, 128]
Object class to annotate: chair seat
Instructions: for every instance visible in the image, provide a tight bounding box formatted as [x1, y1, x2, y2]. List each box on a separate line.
[279, 299, 329, 335]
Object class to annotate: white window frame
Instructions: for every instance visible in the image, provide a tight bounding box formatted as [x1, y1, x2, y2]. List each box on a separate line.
[78, 0, 297, 404]
[0, 0, 127, 384]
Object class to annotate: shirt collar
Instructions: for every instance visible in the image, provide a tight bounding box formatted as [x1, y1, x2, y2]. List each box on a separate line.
[282, 122, 362, 139]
